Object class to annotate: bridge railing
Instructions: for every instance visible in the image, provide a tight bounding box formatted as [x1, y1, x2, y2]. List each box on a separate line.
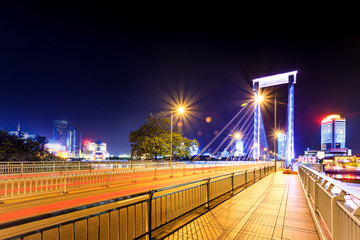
[0, 162, 270, 200]
[0, 164, 274, 240]
[0, 161, 190, 175]
[298, 164, 360, 240]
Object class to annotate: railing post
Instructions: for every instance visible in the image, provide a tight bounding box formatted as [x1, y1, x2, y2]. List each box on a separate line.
[153, 167, 158, 180]
[245, 170, 247, 187]
[62, 175, 68, 194]
[206, 178, 211, 209]
[170, 166, 173, 178]
[131, 169, 137, 183]
[331, 190, 346, 240]
[231, 172, 235, 195]
[148, 190, 154, 239]
[20, 163, 23, 177]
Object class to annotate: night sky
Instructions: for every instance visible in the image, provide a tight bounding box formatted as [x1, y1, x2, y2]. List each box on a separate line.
[1, 3, 360, 155]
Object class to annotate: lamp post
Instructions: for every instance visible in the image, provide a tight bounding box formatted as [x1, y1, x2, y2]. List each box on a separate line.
[170, 107, 185, 166]
[274, 93, 277, 171]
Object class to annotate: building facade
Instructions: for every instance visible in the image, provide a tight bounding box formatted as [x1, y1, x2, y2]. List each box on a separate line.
[321, 115, 346, 150]
[53, 120, 68, 145]
[82, 140, 109, 159]
[66, 125, 80, 158]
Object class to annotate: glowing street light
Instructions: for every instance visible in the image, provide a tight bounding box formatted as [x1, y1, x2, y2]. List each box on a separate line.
[178, 107, 185, 114]
[256, 94, 264, 103]
[233, 132, 242, 140]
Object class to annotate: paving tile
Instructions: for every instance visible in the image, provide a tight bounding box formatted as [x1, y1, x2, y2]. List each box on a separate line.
[284, 219, 317, 231]
[165, 172, 319, 240]
[282, 228, 319, 240]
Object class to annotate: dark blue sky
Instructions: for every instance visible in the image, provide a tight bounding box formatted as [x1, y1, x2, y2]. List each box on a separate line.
[1, 3, 360, 155]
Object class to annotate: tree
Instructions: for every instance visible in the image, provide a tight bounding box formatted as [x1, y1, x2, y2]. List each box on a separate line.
[129, 112, 199, 160]
[0, 130, 57, 162]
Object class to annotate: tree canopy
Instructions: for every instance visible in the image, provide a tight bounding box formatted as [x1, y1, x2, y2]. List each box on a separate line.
[129, 112, 198, 160]
[0, 130, 60, 161]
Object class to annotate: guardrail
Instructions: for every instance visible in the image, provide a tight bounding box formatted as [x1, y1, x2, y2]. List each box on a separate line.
[0, 164, 274, 240]
[0, 161, 187, 175]
[0, 162, 269, 200]
[298, 164, 360, 240]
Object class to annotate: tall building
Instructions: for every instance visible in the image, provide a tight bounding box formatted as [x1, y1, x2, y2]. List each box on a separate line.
[321, 115, 346, 150]
[277, 133, 286, 160]
[53, 120, 68, 146]
[66, 125, 80, 157]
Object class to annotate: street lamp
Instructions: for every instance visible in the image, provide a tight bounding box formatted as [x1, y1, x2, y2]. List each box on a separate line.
[275, 131, 281, 170]
[170, 106, 185, 166]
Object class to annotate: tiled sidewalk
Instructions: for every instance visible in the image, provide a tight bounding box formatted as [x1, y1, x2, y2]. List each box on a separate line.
[164, 172, 319, 240]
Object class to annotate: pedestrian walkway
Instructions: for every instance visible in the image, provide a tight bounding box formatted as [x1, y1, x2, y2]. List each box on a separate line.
[164, 172, 319, 240]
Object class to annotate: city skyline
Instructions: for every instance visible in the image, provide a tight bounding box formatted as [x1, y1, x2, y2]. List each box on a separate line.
[1, 3, 360, 155]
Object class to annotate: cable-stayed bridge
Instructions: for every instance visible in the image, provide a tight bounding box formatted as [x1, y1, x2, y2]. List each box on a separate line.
[193, 71, 297, 168]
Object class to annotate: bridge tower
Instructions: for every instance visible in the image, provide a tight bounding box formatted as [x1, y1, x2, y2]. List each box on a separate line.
[252, 71, 297, 167]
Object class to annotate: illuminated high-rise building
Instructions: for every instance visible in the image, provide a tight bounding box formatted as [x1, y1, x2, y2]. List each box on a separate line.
[321, 115, 346, 150]
[66, 125, 80, 157]
[53, 120, 68, 145]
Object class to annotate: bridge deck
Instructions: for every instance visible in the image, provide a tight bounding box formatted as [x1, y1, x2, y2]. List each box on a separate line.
[164, 171, 319, 240]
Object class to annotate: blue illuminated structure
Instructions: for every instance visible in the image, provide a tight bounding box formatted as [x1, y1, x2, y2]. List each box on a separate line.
[252, 71, 297, 167]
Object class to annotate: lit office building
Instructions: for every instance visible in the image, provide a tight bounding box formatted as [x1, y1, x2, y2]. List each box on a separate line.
[321, 115, 346, 150]
[53, 120, 68, 145]
[277, 133, 286, 160]
[82, 140, 109, 159]
[66, 126, 80, 158]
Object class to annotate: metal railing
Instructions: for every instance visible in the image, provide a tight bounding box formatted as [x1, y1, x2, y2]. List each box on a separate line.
[300, 163, 325, 172]
[0, 164, 274, 240]
[0, 162, 269, 200]
[0, 161, 187, 175]
[298, 164, 360, 240]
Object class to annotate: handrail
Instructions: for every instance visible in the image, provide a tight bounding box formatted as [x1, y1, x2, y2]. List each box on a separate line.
[298, 164, 360, 240]
[300, 164, 360, 199]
